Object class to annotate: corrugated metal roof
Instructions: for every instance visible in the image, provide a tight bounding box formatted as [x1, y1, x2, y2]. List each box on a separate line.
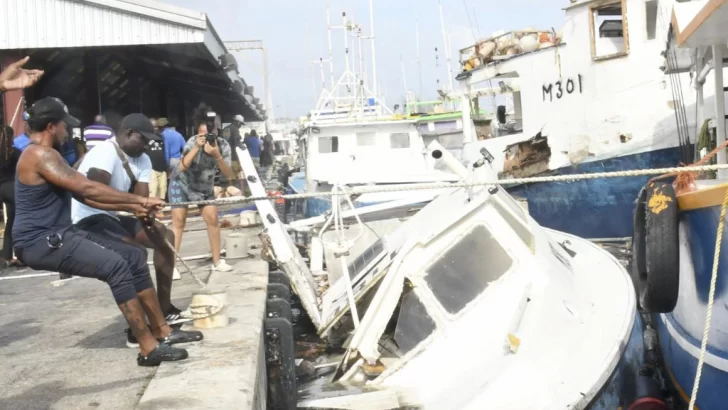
[0, 0, 206, 49]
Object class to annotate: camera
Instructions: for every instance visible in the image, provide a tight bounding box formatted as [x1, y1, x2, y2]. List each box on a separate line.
[205, 111, 217, 147]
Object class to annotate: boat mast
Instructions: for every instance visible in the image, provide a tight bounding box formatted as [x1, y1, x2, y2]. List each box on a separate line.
[416, 14, 423, 100]
[326, 1, 335, 90]
[438, 0, 455, 94]
[368, 0, 378, 102]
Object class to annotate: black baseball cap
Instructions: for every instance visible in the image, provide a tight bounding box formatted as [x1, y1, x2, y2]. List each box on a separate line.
[120, 113, 163, 141]
[27, 97, 81, 127]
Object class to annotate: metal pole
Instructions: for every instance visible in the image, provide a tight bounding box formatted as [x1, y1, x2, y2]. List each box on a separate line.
[714, 45, 727, 177]
[311, 63, 317, 105]
[263, 46, 272, 132]
[343, 12, 350, 73]
[416, 16, 423, 100]
[358, 30, 365, 84]
[368, 0, 378, 100]
[326, 1, 335, 90]
[439, 0, 455, 94]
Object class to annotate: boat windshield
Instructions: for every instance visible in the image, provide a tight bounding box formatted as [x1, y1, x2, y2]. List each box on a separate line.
[393, 284, 437, 355]
[424, 224, 513, 315]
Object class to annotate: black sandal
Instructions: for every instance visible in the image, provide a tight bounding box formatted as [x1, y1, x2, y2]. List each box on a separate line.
[137, 343, 189, 367]
[158, 328, 204, 345]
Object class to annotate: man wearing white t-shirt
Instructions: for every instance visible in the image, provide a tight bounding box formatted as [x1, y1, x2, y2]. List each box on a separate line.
[72, 114, 197, 348]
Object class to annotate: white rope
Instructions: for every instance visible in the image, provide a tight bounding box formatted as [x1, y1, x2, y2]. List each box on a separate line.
[688, 187, 728, 409]
[166, 163, 728, 207]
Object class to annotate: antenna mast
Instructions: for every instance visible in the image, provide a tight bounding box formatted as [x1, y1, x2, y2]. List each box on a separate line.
[438, 0, 455, 94]
[326, 1, 335, 89]
[368, 0, 378, 100]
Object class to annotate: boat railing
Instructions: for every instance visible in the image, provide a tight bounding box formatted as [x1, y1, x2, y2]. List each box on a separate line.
[459, 29, 562, 74]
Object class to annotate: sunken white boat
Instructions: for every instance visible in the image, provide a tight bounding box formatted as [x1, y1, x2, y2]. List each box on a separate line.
[239, 143, 657, 409]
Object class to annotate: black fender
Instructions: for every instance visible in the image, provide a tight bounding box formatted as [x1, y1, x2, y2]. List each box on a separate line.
[632, 182, 680, 313]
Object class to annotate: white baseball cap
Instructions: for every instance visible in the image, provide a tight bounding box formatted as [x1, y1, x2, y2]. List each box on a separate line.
[233, 114, 245, 124]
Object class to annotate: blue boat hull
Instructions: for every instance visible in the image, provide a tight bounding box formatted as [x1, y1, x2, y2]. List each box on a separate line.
[588, 313, 646, 409]
[655, 204, 728, 409]
[506, 146, 683, 239]
[289, 147, 683, 237]
[287, 172, 388, 219]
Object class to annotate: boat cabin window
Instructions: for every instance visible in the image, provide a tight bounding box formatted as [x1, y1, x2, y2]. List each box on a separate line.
[425, 225, 513, 315]
[346, 238, 385, 281]
[356, 132, 376, 147]
[393, 285, 437, 355]
[590, 0, 629, 60]
[390, 133, 411, 149]
[318, 136, 339, 153]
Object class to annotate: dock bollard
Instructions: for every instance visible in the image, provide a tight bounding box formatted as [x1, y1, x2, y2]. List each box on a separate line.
[239, 210, 262, 227]
[226, 233, 249, 259]
[190, 289, 229, 329]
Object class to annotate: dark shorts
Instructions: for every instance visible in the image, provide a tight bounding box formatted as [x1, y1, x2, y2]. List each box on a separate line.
[15, 226, 153, 304]
[75, 214, 144, 241]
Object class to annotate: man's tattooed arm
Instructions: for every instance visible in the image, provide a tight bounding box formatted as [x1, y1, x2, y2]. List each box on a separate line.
[33, 146, 149, 206]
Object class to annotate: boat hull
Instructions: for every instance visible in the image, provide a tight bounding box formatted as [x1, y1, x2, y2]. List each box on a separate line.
[290, 147, 684, 237]
[587, 313, 646, 410]
[506, 146, 683, 240]
[656, 202, 728, 410]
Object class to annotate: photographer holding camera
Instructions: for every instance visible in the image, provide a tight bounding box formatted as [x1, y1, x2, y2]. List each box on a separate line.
[168, 112, 241, 273]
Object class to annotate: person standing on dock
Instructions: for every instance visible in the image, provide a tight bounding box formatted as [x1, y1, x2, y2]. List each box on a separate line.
[0, 125, 23, 269]
[147, 118, 168, 202]
[244, 129, 261, 171]
[158, 118, 186, 178]
[228, 115, 246, 186]
[83, 114, 115, 151]
[12, 98, 196, 366]
[169, 122, 239, 273]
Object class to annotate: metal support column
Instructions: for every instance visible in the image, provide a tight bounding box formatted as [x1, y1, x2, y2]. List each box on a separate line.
[714, 45, 727, 177]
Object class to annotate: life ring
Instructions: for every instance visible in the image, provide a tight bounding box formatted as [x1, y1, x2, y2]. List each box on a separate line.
[632, 182, 680, 313]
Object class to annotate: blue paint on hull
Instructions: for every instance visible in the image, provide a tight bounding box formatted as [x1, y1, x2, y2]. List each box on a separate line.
[587, 314, 645, 409]
[655, 205, 728, 409]
[289, 148, 684, 234]
[287, 171, 396, 219]
[656, 313, 728, 409]
[506, 146, 683, 239]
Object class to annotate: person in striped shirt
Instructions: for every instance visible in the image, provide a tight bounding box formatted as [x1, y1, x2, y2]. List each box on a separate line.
[83, 114, 115, 151]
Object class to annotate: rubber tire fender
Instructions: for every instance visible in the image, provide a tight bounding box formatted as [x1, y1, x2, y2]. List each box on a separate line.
[637, 182, 680, 313]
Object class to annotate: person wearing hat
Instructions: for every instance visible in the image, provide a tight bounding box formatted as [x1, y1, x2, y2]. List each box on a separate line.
[72, 113, 200, 339]
[13, 98, 190, 366]
[158, 118, 186, 176]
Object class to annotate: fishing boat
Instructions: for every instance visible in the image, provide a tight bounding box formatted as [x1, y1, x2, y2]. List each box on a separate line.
[455, 0, 696, 240]
[634, 2, 728, 408]
[286, 1, 486, 221]
[240, 139, 666, 409]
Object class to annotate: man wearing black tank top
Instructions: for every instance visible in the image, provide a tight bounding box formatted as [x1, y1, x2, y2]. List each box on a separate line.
[13, 97, 197, 366]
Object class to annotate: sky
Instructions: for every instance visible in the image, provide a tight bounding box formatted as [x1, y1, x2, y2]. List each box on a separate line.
[164, 0, 566, 119]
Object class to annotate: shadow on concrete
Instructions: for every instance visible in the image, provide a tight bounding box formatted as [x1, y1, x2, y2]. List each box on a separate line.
[74, 319, 129, 350]
[0, 377, 149, 410]
[0, 320, 41, 348]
